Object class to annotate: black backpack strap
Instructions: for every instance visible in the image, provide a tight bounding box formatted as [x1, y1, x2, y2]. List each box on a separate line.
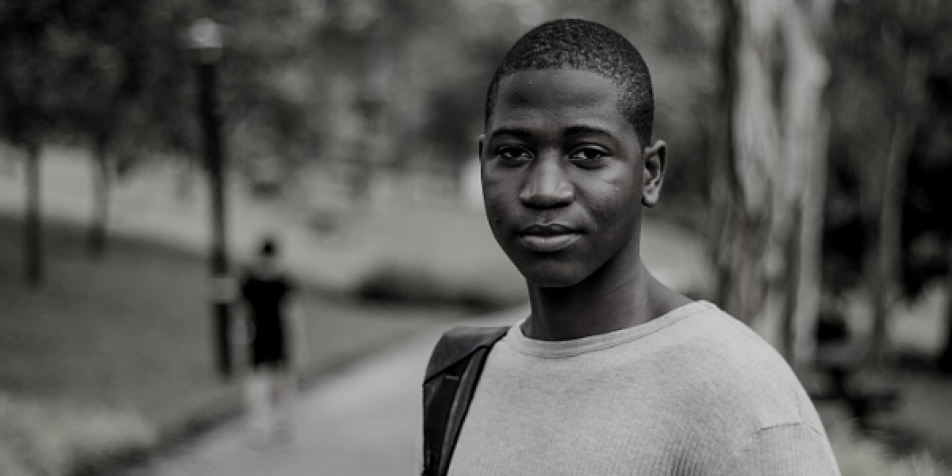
[422, 326, 510, 476]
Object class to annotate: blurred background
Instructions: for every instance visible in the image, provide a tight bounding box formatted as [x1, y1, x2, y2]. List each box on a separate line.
[0, 0, 950, 475]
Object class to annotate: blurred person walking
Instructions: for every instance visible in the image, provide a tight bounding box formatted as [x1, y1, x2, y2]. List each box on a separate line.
[236, 236, 307, 445]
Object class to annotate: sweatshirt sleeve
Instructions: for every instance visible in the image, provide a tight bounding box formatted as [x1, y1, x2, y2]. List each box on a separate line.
[717, 423, 841, 475]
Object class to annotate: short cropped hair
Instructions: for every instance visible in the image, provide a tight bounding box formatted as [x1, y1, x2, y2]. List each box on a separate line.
[485, 19, 654, 149]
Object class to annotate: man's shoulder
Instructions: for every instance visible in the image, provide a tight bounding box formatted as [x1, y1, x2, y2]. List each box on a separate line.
[650, 303, 822, 433]
[659, 302, 787, 371]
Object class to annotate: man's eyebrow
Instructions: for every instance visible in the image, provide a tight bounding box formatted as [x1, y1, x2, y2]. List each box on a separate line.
[564, 125, 613, 138]
[488, 127, 534, 138]
[488, 125, 614, 139]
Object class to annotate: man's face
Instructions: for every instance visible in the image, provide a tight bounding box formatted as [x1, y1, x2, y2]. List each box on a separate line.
[480, 69, 662, 288]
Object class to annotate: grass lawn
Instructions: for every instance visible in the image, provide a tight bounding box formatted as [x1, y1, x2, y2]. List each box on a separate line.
[0, 214, 464, 475]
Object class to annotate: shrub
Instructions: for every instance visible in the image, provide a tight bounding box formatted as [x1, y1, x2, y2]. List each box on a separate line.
[828, 421, 948, 476]
[0, 394, 156, 476]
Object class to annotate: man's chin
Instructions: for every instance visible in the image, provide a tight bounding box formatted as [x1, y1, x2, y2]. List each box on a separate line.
[520, 267, 586, 289]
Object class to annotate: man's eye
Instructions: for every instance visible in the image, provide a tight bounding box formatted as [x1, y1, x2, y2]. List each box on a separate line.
[496, 146, 532, 161]
[570, 148, 607, 162]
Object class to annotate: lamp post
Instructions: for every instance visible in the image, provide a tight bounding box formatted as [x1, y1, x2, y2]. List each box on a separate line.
[188, 18, 232, 379]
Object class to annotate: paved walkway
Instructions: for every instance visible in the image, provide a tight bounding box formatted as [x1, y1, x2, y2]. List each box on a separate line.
[124, 306, 527, 476]
[123, 266, 702, 476]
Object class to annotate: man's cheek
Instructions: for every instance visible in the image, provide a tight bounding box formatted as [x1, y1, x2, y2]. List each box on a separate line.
[484, 205, 510, 251]
[483, 191, 510, 225]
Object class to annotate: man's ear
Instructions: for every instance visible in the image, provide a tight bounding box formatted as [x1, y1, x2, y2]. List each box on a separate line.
[641, 140, 667, 207]
[477, 134, 485, 159]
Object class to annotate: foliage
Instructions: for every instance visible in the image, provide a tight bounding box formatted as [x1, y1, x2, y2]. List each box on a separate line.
[828, 422, 948, 476]
[0, 0, 194, 153]
[823, 0, 952, 303]
[901, 65, 952, 300]
[0, 394, 156, 476]
[0, 0, 62, 147]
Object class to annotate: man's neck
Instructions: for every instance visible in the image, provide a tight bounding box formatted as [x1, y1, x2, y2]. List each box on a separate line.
[522, 259, 690, 342]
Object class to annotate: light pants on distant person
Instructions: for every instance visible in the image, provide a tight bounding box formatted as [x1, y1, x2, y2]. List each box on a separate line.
[245, 366, 295, 440]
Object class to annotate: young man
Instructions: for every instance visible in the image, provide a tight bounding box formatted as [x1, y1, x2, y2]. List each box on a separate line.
[425, 19, 840, 475]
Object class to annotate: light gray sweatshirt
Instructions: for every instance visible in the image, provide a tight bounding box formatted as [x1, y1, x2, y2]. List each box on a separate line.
[448, 301, 840, 475]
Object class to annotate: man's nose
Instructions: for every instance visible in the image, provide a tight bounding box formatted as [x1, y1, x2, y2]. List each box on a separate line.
[519, 157, 574, 208]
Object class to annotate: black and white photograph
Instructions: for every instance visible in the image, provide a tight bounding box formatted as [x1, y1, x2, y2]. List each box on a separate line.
[0, 1, 950, 475]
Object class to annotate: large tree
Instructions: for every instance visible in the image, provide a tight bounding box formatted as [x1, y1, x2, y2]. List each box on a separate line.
[711, 0, 835, 362]
[56, 0, 194, 256]
[0, 0, 70, 286]
[898, 24, 952, 372]
[824, 0, 945, 365]
[857, 0, 937, 364]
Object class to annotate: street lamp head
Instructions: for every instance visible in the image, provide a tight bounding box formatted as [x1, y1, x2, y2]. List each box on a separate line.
[188, 18, 223, 64]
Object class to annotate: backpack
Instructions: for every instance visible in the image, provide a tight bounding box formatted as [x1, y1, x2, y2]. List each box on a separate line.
[421, 326, 510, 476]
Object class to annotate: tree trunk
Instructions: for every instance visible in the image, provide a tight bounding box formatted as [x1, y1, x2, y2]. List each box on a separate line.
[713, 0, 833, 361]
[778, 0, 834, 364]
[24, 141, 43, 287]
[778, 206, 802, 362]
[714, 0, 780, 329]
[793, 107, 830, 364]
[707, 0, 736, 316]
[867, 40, 931, 365]
[87, 134, 110, 258]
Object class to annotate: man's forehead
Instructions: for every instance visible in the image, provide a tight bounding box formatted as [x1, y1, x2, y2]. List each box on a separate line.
[489, 69, 633, 138]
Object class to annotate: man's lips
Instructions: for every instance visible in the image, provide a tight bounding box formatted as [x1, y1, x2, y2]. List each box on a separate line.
[517, 223, 581, 252]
